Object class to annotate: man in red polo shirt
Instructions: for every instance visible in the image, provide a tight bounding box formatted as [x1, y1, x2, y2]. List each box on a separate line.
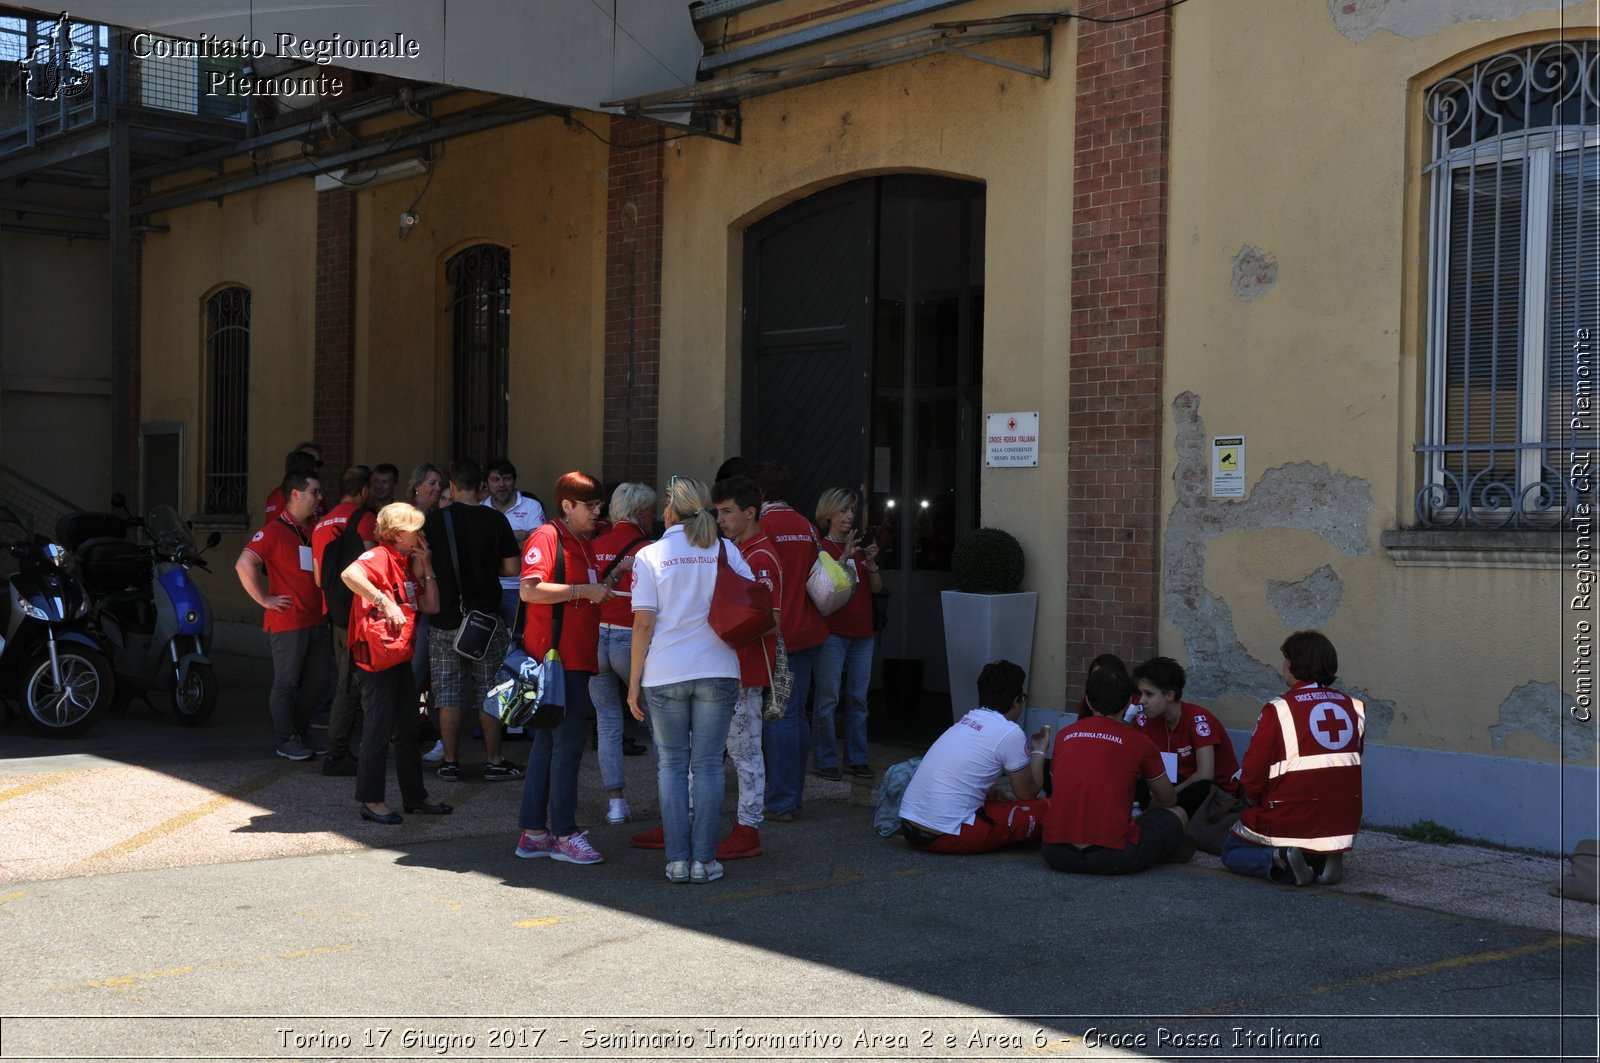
[750, 462, 829, 820]
[310, 466, 378, 775]
[1041, 668, 1191, 874]
[236, 469, 330, 761]
[263, 443, 326, 523]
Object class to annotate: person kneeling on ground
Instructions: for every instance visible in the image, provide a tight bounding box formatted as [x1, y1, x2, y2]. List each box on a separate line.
[1221, 630, 1363, 887]
[1041, 667, 1192, 874]
[896, 660, 1049, 854]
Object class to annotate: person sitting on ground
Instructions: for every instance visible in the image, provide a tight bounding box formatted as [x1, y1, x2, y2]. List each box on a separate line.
[1222, 630, 1364, 887]
[1079, 652, 1142, 724]
[896, 660, 1050, 855]
[1131, 656, 1241, 806]
[1041, 668, 1191, 874]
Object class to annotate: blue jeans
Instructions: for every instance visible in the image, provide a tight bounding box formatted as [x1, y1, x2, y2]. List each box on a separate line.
[588, 626, 633, 792]
[1221, 832, 1276, 880]
[517, 670, 594, 837]
[812, 633, 874, 770]
[762, 643, 819, 816]
[646, 676, 739, 864]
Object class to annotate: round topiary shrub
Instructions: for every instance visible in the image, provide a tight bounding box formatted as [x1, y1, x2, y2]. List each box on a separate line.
[951, 527, 1025, 594]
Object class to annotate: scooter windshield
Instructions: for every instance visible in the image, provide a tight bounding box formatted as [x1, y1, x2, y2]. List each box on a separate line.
[145, 505, 196, 555]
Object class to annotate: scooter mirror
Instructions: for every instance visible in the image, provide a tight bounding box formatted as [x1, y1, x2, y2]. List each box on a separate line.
[205, 531, 222, 548]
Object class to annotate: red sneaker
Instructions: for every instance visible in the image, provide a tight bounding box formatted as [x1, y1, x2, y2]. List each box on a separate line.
[716, 823, 764, 860]
[629, 824, 665, 849]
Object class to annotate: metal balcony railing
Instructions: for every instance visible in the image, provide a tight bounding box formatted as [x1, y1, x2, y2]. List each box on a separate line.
[0, 9, 245, 157]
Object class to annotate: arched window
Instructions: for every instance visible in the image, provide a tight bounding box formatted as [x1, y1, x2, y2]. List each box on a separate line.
[203, 286, 250, 515]
[445, 244, 510, 464]
[1420, 41, 1598, 527]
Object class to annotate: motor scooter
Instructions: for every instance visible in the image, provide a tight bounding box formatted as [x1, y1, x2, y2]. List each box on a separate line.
[56, 497, 222, 725]
[0, 507, 114, 737]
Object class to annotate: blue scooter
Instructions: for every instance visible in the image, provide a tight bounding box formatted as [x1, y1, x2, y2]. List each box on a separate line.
[58, 497, 222, 725]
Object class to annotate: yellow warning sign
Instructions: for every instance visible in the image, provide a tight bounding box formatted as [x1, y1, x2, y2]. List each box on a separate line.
[1211, 436, 1245, 498]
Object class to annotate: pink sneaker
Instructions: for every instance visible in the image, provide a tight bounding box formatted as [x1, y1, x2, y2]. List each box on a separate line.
[514, 830, 556, 859]
[551, 831, 604, 865]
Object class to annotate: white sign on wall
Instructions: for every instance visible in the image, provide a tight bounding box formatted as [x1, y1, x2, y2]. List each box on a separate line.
[986, 412, 1040, 467]
[1212, 435, 1245, 497]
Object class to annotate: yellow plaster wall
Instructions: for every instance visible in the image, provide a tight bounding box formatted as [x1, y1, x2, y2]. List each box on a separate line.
[1163, 1, 1595, 759]
[139, 181, 317, 621]
[660, 34, 1077, 708]
[351, 115, 608, 499]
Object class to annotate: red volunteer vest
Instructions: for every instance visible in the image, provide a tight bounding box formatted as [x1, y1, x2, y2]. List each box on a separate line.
[1234, 683, 1365, 852]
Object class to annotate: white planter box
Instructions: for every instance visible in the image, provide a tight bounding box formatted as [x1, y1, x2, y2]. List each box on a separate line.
[940, 590, 1037, 722]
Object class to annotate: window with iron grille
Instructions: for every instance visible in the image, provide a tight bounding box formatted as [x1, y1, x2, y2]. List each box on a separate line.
[446, 244, 510, 466]
[1420, 40, 1598, 528]
[203, 287, 250, 516]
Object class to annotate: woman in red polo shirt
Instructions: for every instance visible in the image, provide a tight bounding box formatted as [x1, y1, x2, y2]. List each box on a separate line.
[340, 503, 450, 824]
[512, 471, 619, 866]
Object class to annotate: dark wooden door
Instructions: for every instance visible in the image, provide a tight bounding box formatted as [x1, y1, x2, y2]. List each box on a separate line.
[741, 180, 875, 516]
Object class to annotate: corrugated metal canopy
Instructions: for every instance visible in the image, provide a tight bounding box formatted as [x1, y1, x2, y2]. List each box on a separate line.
[4, 0, 703, 111]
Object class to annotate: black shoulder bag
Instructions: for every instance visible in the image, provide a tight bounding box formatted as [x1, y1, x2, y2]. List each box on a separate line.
[443, 507, 501, 661]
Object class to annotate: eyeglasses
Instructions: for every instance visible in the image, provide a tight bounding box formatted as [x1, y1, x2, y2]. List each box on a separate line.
[580, 500, 603, 511]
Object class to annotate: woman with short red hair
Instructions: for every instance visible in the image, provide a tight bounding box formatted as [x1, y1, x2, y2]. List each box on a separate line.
[513, 471, 618, 865]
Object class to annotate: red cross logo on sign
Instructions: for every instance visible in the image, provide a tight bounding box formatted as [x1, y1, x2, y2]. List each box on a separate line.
[1309, 702, 1353, 751]
[1008, 417, 1017, 431]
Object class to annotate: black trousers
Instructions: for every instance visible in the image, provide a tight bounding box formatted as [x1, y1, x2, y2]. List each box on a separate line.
[354, 663, 426, 806]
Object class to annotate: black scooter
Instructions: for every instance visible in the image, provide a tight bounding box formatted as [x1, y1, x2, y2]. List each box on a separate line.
[0, 507, 114, 737]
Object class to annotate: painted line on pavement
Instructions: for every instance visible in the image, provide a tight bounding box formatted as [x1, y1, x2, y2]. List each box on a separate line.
[78, 769, 285, 866]
[82, 944, 353, 992]
[514, 916, 562, 928]
[0, 890, 28, 906]
[1308, 934, 1575, 995]
[0, 773, 70, 805]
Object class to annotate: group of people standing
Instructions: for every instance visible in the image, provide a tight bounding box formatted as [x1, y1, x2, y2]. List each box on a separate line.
[237, 446, 881, 885]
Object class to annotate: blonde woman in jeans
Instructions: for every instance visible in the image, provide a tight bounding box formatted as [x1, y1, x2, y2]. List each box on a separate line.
[627, 476, 751, 884]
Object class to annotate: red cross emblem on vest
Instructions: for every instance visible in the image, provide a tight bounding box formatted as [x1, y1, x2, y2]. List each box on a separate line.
[1309, 702, 1354, 751]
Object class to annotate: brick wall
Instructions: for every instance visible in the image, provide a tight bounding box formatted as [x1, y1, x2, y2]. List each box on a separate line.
[1065, 0, 1174, 696]
[602, 118, 664, 488]
[314, 188, 355, 475]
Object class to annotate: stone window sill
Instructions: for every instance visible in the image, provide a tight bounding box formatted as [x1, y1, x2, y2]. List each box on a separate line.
[1380, 529, 1562, 569]
[190, 514, 252, 535]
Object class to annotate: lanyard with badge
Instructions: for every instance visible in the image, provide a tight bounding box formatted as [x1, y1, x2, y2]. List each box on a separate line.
[281, 512, 314, 574]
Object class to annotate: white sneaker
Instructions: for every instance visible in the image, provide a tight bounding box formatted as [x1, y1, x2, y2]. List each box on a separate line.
[421, 739, 445, 763]
[606, 798, 632, 825]
[690, 859, 723, 884]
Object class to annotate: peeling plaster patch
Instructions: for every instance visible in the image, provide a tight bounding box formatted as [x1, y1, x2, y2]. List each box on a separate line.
[1231, 245, 1278, 303]
[1490, 681, 1595, 762]
[1329, 0, 1586, 43]
[1267, 565, 1344, 629]
[1165, 391, 1373, 711]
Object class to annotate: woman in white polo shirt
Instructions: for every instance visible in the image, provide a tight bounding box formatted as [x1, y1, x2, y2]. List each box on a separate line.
[627, 476, 753, 884]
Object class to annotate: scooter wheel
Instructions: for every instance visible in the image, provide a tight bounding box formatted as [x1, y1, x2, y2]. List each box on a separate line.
[171, 662, 218, 727]
[20, 645, 112, 737]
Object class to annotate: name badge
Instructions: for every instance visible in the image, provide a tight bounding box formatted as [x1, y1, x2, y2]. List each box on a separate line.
[1160, 751, 1179, 783]
[589, 567, 597, 584]
[298, 545, 314, 572]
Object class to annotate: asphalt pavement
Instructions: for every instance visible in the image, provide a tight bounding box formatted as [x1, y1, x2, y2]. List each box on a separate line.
[0, 653, 1596, 1062]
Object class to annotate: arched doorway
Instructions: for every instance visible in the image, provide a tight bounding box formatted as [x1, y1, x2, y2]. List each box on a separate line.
[743, 175, 985, 714]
